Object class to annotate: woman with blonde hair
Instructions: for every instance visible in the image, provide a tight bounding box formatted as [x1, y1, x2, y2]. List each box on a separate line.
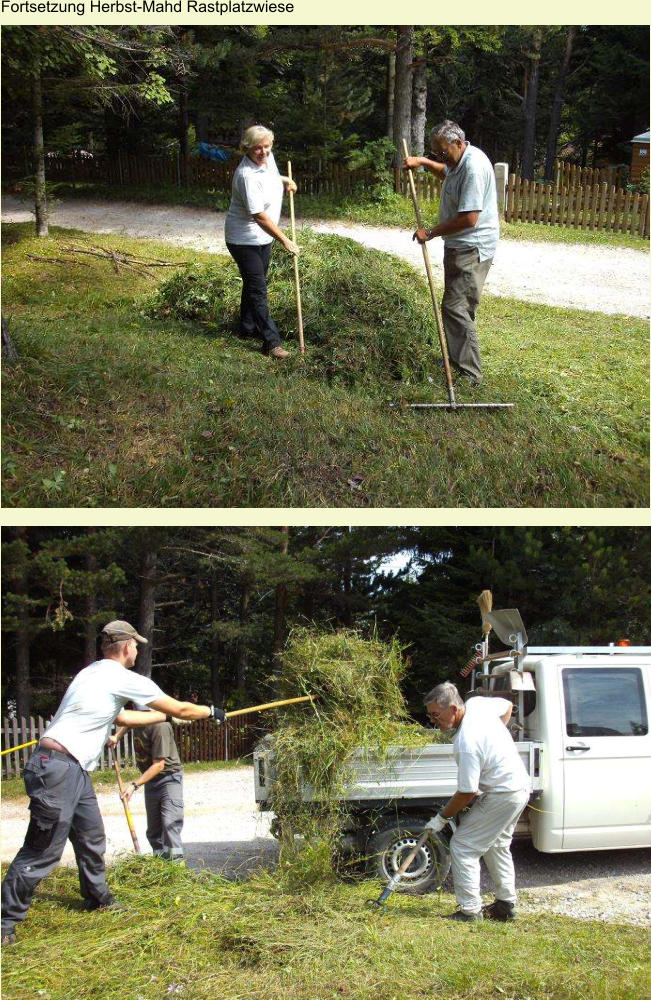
[224, 124, 299, 359]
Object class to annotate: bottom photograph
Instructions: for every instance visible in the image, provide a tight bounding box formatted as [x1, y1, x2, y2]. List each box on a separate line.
[1, 525, 650, 1000]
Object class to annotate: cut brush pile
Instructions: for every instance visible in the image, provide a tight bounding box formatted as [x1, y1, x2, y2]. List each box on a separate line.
[269, 628, 449, 884]
[145, 229, 441, 387]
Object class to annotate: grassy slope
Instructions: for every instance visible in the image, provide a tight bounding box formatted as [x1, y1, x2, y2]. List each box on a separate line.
[2, 223, 648, 508]
[1, 857, 648, 1000]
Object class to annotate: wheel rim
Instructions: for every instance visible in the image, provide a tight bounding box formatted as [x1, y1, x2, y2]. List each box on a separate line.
[383, 835, 437, 887]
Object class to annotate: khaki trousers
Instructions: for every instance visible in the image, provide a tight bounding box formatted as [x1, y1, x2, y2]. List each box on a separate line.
[442, 246, 492, 381]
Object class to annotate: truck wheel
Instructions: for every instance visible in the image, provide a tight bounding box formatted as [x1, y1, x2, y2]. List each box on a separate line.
[366, 819, 451, 894]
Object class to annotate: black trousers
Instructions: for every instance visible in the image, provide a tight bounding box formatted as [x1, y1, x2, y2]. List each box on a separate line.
[1, 748, 112, 934]
[226, 241, 282, 350]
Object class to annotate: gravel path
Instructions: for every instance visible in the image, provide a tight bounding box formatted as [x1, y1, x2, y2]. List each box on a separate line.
[2, 196, 649, 319]
[2, 767, 649, 925]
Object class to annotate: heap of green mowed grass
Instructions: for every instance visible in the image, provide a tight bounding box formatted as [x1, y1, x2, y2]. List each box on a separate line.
[1, 856, 648, 1000]
[146, 228, 440, 386]
[1, 223, 648, 507]
[268, 629, 448, 883]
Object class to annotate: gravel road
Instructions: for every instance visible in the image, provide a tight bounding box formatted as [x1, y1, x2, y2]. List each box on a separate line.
[2, 196, 649, 319]
[2, 767, 649, 925]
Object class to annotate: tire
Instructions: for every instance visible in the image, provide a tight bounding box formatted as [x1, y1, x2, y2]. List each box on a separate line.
[366, 818, 451, 895]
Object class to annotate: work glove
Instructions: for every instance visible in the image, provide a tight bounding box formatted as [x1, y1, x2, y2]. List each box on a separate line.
[209, 705, 226, 724]
[425, 812, 448, 834]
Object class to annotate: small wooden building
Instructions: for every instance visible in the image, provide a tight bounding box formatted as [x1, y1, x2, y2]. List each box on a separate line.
[630, 129, 649, 184]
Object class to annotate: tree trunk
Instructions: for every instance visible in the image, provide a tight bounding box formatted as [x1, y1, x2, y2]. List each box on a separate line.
[209, 571, 223, 706]
[392, 27, 414, 166]
[137, 549, 157, 678]
[84, 528, 98, 666]
[386, 50, 396, 139]
[236, 577, 251, 693]
[411, 60, 427, 156]
[521, 28, 542, 180]
[32, 59, 48, 237]
[178, 79, 190, 187]
[272, 527, 290, 687]
[544, 26, 575, 181]
[13, 527, 31, 719]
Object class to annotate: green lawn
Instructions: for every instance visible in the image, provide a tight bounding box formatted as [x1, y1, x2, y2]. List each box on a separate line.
[2, 223, 648, 508]
[1, 856, 648, 1000]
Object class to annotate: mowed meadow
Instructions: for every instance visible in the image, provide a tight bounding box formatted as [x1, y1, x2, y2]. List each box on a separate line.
[2, 223, 648, 508]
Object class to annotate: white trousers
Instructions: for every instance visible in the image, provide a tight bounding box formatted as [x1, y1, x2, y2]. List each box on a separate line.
[449, 788, 529, 915]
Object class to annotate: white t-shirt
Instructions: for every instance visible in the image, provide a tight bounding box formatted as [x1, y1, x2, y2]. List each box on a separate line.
[224, 152, 284, 246]
[453, 696, 529, 793]
[44, 659, 164, 771]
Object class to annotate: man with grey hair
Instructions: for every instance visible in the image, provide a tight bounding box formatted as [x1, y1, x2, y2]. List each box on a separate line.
[404, 120, 499, 387]
[1, 620, 226, 945]
[423, 681, 529, 922]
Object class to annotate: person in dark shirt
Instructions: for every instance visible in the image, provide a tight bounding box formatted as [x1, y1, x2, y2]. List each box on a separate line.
[112, 711, 185, 861]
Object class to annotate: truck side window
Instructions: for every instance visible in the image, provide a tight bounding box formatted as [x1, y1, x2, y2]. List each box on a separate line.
[562, 668, 648, 737]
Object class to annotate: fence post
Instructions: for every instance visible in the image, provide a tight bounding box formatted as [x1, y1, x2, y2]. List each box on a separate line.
[494, 163, 508, 217]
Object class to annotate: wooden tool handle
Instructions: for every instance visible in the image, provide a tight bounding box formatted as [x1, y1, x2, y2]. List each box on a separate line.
[287, 161, 305, 355]
[112, 751, 141, 854]
[401, 139, 456, 402]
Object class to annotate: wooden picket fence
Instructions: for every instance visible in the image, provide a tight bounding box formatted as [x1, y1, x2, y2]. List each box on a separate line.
[505, 173, 649, 236]
[554, 160, 627, 190]
[8, 148, 646, 235]
[1, 714, 264, 779]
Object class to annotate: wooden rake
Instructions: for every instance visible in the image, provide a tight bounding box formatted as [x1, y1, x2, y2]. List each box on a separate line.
[287, 161, 305, 354]
[402, 139, 513, 412]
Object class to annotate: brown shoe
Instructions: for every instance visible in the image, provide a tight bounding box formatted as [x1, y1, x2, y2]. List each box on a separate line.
[268, 346, 290, 359]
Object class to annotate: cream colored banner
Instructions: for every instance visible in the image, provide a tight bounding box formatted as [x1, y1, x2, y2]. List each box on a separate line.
[0, 5, 648, 26]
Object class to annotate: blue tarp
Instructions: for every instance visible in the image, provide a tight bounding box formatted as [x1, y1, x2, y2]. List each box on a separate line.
[193, 142, 230, 162]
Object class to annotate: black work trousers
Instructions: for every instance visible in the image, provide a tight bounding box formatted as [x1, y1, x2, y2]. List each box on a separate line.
[226, 241, 282, 350]
[1, 748, 112, 934]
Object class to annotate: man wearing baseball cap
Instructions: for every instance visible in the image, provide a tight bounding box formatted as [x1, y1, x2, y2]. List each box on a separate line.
[1, 620, 226, 945]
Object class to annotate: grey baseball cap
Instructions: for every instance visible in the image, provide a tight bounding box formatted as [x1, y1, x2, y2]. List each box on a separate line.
[101, 620, 148, 644]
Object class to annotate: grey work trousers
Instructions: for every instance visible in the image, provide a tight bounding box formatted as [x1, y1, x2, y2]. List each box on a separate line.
[441, 246, 493, 381]
[145, 771, 184, 860]
[1, 748, 111, 934]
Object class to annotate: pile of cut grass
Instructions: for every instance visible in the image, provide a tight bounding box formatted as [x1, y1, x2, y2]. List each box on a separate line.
[146, 229, 440, 386]
[269, 628, 447, 883]
[1, 855, 648, 1000]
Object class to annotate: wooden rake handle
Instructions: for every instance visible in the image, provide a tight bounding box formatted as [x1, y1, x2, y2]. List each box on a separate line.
[111, 750, 141, 854]
[402, 139, 456, 403]
[287, 161, 305, 355]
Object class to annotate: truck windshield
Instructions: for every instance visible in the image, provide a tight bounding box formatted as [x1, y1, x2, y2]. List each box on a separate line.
[562, 668, 648, 737]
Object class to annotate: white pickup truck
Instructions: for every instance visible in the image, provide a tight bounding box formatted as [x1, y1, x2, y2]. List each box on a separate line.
[254, 646, 651, 893]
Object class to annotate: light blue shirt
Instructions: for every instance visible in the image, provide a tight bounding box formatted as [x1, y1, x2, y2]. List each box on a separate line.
[439, 143, 499, 261]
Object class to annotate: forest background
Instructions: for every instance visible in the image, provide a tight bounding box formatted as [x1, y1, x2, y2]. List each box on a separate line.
[2, 24, 649, 201]
[3, 526, 650, 724]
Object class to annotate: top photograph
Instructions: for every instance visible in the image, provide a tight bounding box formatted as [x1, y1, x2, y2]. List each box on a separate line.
[1, 24, 649, 508]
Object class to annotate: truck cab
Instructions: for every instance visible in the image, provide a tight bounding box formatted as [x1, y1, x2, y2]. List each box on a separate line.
[506, 647, 651, 852]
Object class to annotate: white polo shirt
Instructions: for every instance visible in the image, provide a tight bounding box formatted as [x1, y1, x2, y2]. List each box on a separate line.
[453, 696, 529, 794]
[43, 659, 164, 771]
[224, 152, 284, 246]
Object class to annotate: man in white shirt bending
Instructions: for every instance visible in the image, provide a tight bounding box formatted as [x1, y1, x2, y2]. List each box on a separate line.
[1, 620, 225, 945]
[423, 681, 529, 923]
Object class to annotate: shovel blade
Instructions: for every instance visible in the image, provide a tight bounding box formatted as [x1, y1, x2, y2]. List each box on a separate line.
[483, 609, 528, 646]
